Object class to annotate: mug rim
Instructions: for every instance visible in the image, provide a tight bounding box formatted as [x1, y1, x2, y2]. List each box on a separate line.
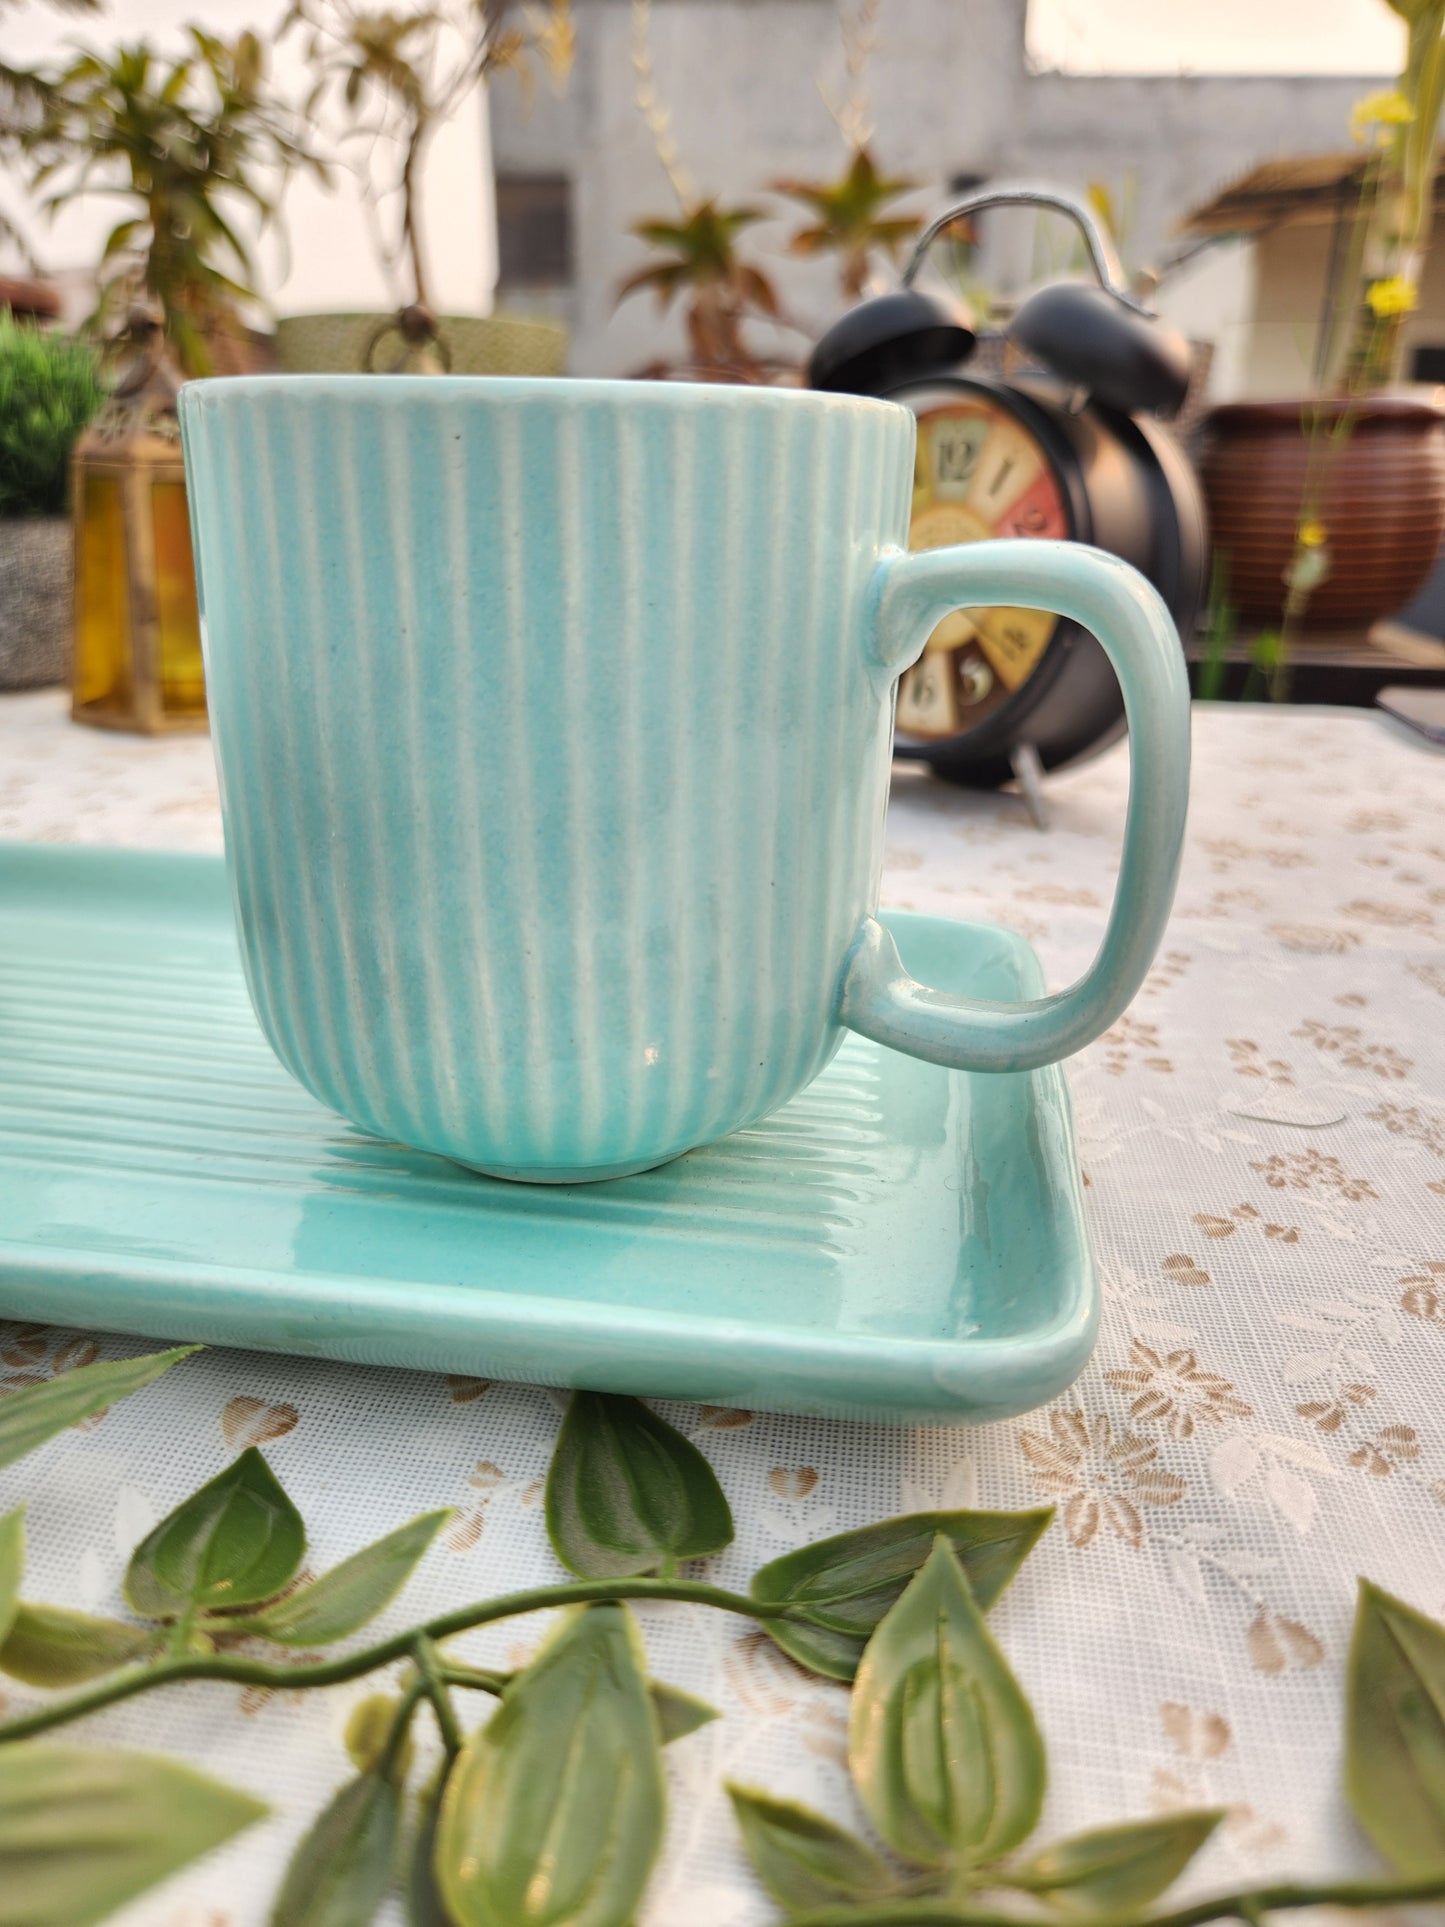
[178, 372, 912, 427]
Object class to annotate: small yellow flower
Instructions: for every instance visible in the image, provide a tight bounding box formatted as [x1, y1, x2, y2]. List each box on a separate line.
[1367, 274, 1419, 317]
[1298, 519, 1328, 548]
[1350, 87, 1414, 143]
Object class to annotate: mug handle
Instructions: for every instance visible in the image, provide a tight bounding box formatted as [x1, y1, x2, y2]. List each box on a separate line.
[838, 538, 1191, 1074]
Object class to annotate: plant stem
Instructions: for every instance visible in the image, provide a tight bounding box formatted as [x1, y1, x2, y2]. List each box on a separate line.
[0, 1576, 812, 1744]
[438, 1660, 509, 1695]
[412, 1635, 463, 1759]
[785, 1868, 1445, 1927]
[400, 110, 432, 311]
[375, 1676, 425, 1781]
[165, 1601, 197, 1660]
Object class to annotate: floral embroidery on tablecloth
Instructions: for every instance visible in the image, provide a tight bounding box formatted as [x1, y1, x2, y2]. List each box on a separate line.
[445, 1374, 491, 1404]
[445, 1458, 510, 1551]
[1100, 1014, 1174, 1076]
[1226, 1038, 1295, 1083]
[1401, 1262, 1445, 1325]
[1248, 1150, 1378, 1201]
[1018, 1410, 1187, 1548]
[1201, 838, 1312, 872]
[1152, 1703, 1287, 1861]
[1291, 1019, 1411, 1079]
[1193, 1203, 1301, 1245]
[1341, 896, 1434, 930]
[1106, 1341, 1252, 1439]
[1368, 1099, 1445, 1159]
[2, 702, 1443, 1924]
[1160, 1254, 1212, 1287]
[1266, 922, 1360, 954]
[0, 1325, 102, 1423]
[220, 1397, 298, 1452]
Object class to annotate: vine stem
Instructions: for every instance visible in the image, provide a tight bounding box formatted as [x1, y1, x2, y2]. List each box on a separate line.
[0, 1577, 812, 1745]
[411, 1634, 463, 1760]
[375, 1676, 425, 1781]
[786, 1869, 1445, 1927]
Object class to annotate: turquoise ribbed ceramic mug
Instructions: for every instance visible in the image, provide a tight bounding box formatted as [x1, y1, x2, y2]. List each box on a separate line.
[179, 376, 1189, 1182]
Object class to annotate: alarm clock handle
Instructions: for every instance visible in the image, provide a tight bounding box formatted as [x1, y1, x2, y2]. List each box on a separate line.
[838, 538, 1190, 1074]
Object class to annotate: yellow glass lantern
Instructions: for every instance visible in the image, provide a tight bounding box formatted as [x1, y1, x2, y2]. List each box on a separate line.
[70, 312, 206, 733]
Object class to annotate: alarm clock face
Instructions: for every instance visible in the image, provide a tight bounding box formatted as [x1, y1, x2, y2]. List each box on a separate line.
[894, 390, 1073, 742]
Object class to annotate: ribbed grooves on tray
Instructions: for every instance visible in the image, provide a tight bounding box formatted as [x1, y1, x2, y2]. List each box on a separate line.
[0, 928, 890, 1242]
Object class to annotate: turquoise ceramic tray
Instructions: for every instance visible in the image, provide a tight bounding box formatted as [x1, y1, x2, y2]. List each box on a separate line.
[0, 844, 1096, 1425]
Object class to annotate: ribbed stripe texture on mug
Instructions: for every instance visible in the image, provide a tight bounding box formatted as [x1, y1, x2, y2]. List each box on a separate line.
[182, 382, 913, 1178]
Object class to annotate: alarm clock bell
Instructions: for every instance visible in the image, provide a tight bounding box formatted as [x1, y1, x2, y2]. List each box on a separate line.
[809, 186, 1207, 793]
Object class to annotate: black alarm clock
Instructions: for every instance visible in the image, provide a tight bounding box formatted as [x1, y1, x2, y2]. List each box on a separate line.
[809, 187, 1209, 790]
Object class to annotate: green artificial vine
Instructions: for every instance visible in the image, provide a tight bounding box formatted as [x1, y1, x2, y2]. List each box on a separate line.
[0, 1348, 1442, 1927]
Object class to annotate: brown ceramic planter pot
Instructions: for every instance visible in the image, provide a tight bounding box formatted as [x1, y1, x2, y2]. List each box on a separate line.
[1198, 395, 1445, 627]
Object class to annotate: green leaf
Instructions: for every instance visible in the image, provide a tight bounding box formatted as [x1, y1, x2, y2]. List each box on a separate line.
[436, 1603, 666, 1927]
[751, 1508, 1052, 1682]
[726, 1783, 900, 1912]
[650, 1679, 719, 1744]
[242, 1509, 452, 1645]
[0, 1602, 159, 1686]
[1347, 1578, 1445, 1872]
[0, 1507, 22, 1648]
[270, 1773, 401, 1927]
[545, 1392, 733, 1579]
[0, 1346, 199, 1472]
[1009, 1811, 1225, 1913]
[0, 1743, 265, 1927]
[124, 1446, 305, 1619]
[848, 1535, 1045, 1872]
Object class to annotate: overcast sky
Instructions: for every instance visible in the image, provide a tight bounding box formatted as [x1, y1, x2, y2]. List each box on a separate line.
[0, 0, 1406, 80]
[1029, 0, 1400, 74]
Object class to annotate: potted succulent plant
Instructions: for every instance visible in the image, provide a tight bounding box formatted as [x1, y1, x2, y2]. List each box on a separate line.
[1199, 0, 1445, 634]
[276, 0, 573, 375]
[0, 313, 100, 688]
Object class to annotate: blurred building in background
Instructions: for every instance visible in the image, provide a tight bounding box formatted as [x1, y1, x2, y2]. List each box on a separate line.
[490, 0, 1389, 379]
[1178, 156, 1445, 397]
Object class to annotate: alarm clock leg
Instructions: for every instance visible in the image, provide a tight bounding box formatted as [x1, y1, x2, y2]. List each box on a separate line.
[1009, 741, 1049, 831]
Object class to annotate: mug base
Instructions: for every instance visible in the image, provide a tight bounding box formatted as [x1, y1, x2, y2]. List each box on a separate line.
[456, 1150, 682, 1185]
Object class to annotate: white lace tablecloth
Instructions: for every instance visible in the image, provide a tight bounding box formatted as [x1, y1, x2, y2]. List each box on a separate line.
[2, 690, 1443, 1926]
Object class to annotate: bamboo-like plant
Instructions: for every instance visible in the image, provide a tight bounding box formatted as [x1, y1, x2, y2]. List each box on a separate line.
[618, 201, 788, 380]
[773, 145, 921, 302]
[770, 0, 920, 304]
[282, 0, 574, 328]
[1337, 0, 1445, 391]
[0, 0, 102, 268]
[618, 0, 792, 381]
[1259, 0, 1445, 697]
[15, 28, 319, 377]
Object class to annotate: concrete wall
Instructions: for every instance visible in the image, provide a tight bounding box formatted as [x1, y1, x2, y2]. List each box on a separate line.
[490, 0, 1386, 375]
